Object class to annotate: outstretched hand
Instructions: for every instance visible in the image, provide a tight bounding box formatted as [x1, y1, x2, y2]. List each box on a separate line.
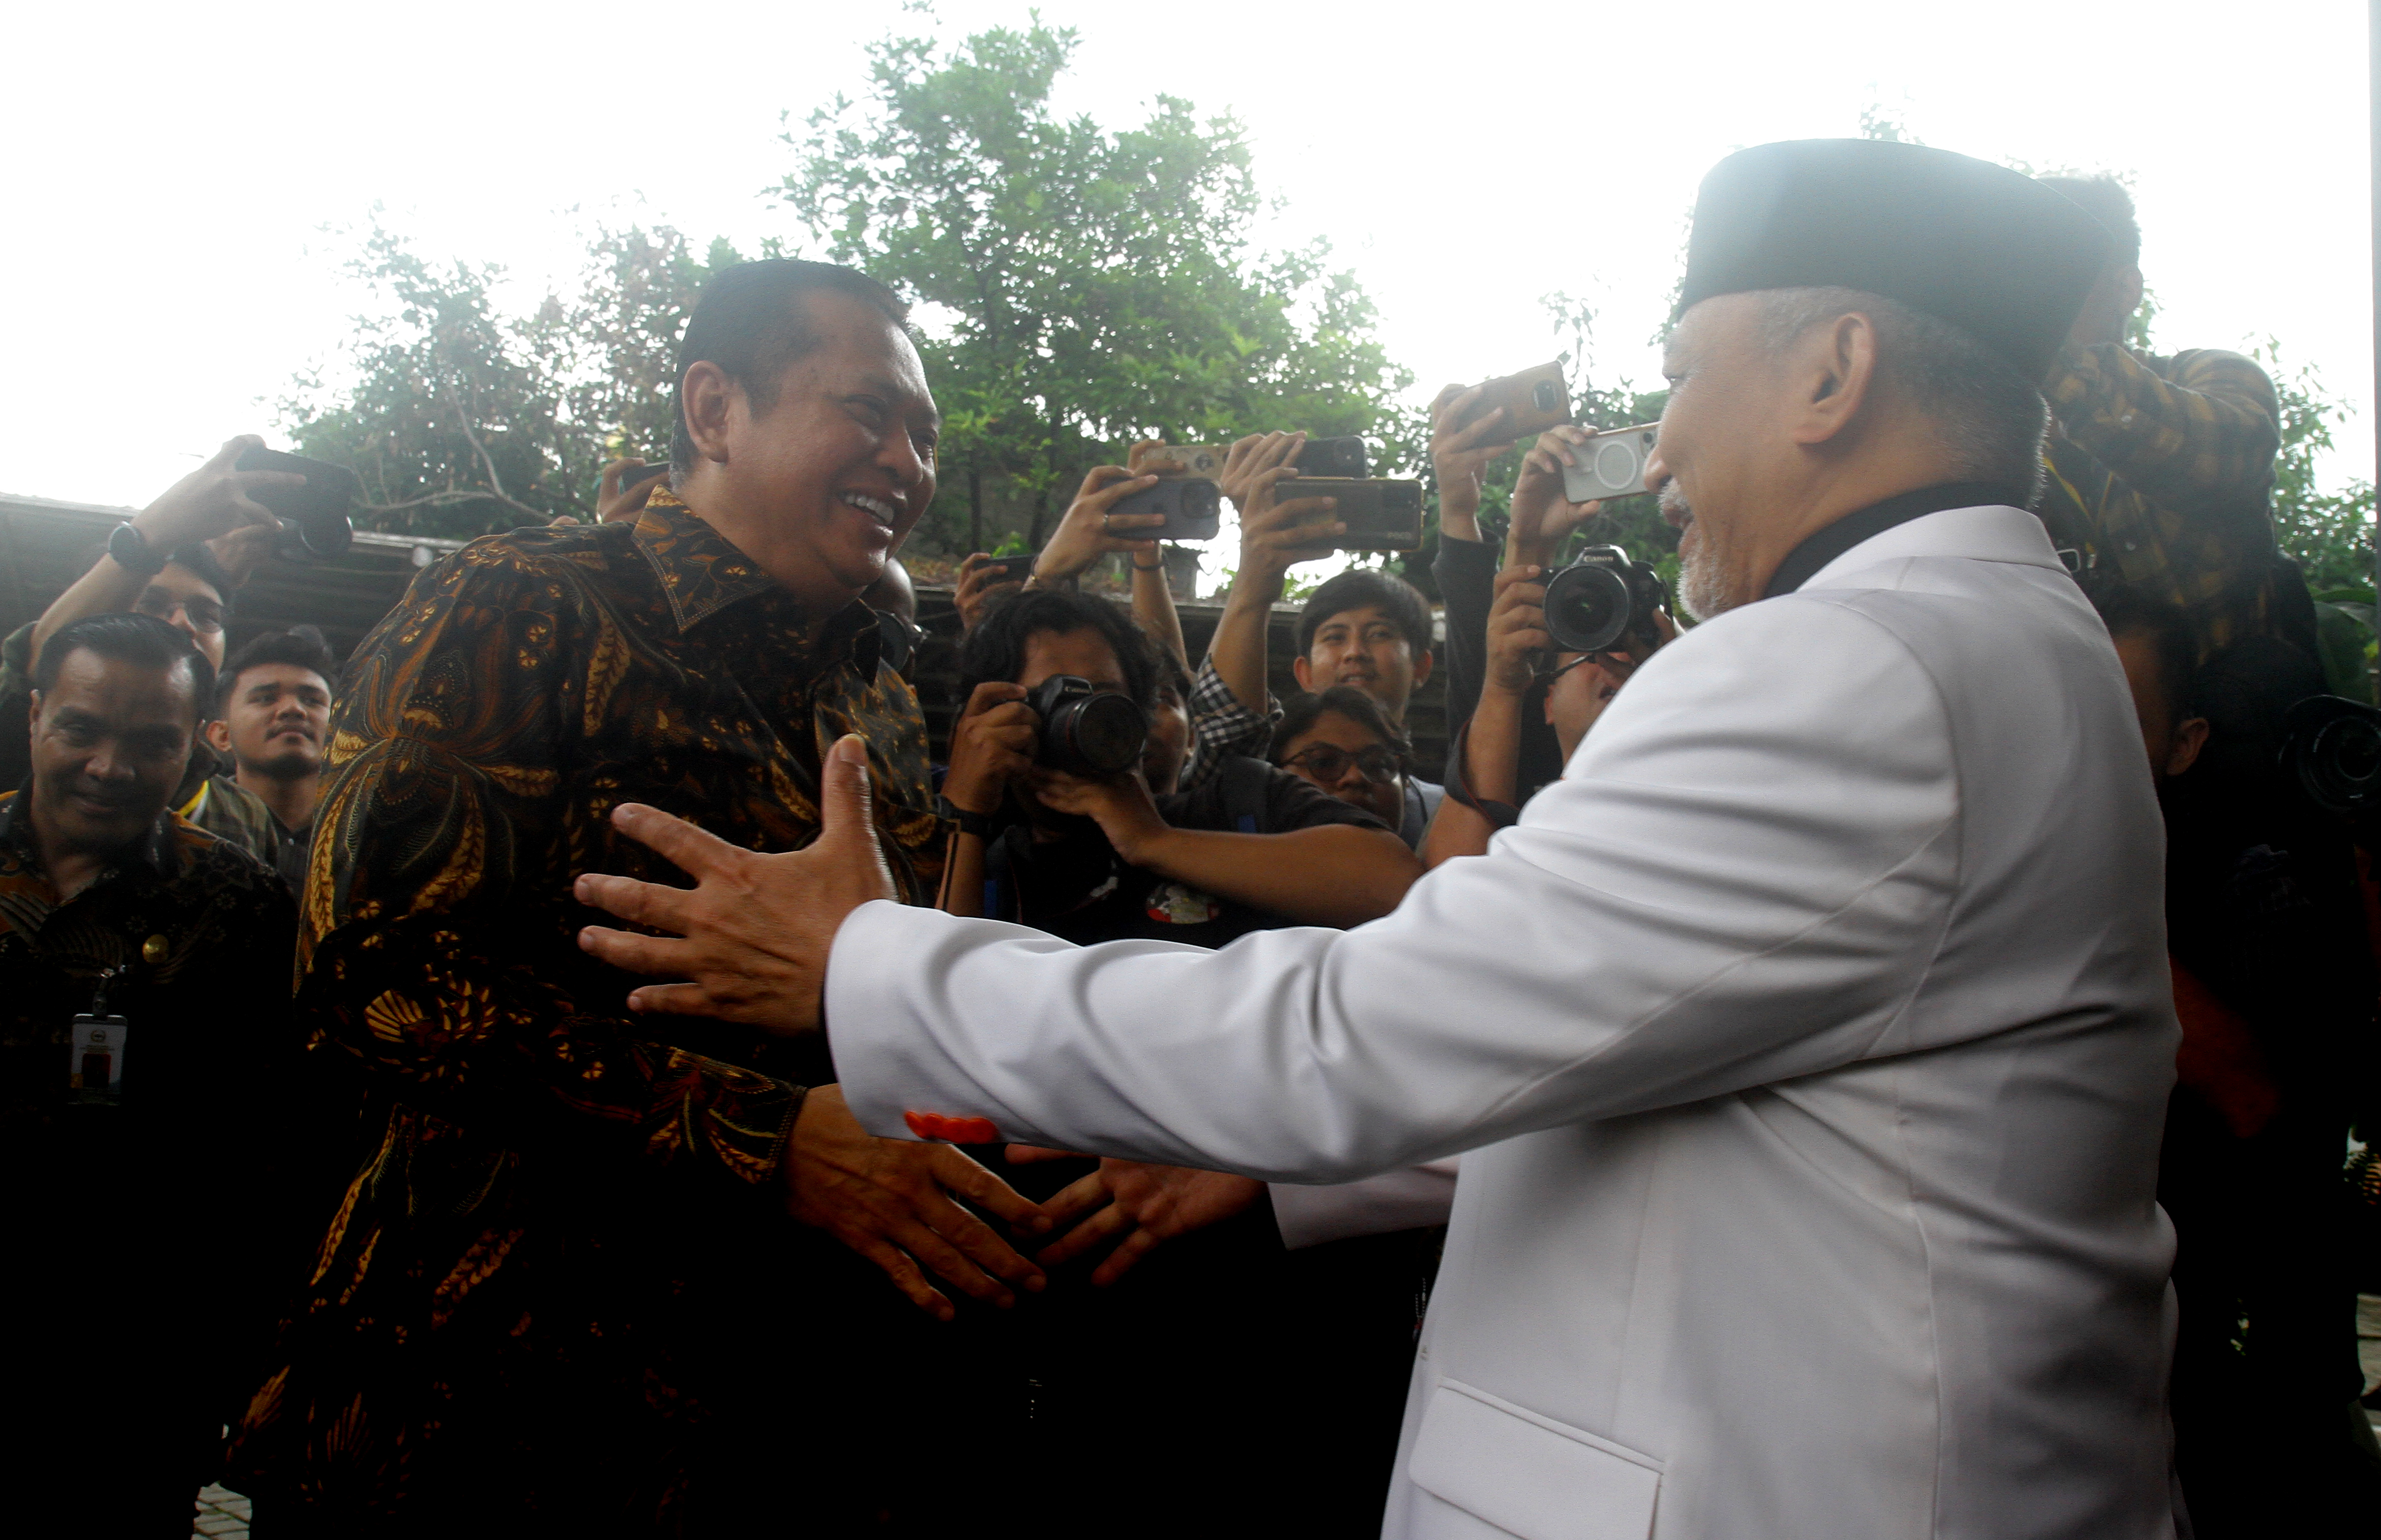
[1011, 1146, 1266, 1287]
[574, 733, 895, 1033]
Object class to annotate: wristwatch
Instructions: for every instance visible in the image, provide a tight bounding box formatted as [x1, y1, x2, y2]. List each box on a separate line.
[108, 521, 168, 578]
[935, 794, 1001, 841]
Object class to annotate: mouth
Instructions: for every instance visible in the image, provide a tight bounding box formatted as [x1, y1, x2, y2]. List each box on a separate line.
[838, 490, 904, 530]
[1658, 482, 1693, 531]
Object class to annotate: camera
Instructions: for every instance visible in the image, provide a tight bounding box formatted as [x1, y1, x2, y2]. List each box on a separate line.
[1109, 476, 1222, 542]
[234, 445, 358, 562]
[1026, 674, 1149, 777]
[1454, 361, 1574, 440]
[1542, 545, 1667, 654]
[2281, 695, 2381, 818]
[1561, 424, 1661, 504]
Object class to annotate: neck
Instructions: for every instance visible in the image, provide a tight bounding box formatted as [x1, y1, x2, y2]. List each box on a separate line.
[27, 803, 116, 903]
[1746, 445, 1968, 597]
[237, 765, 319, 831]
[678, 475, 860, 640]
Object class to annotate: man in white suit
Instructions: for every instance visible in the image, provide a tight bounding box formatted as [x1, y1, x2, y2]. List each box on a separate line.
[575, 140, 2180, 1538]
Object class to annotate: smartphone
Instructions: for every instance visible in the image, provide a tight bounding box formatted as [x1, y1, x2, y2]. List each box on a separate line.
[1560, 424, 1662, 503]
[232, 446, 359, 561]
[975, 554, 1037, 583]
[1288, 478, 1425, 552]
[1109, 476, 1222, 542]
[1454, 361, 1573, 440]
[614, 461, 669, 492]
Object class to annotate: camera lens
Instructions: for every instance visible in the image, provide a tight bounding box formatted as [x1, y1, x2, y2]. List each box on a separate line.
[1181, 479, 1221, 520]
[1542, 562, 1632, 654]
[1060, 692, 1149, 776]
[1594, 440, 1638, 492]
[1533, 381, 1563, 413]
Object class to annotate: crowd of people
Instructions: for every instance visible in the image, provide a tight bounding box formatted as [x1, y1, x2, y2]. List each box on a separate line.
[1, 144, 2376, 1539]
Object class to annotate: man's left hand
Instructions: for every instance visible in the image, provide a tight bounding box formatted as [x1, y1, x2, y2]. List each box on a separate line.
[1012, 1146, 1266, 1286]
[575, 733, 893, 1032]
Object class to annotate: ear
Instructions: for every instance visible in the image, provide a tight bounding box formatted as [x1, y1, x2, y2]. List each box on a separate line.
[1787, 311, 1882, 448]
[25, 689, 40, 736]
[2116, 265, 2145, 328]
[679, 361, 739, 467]
[2167, 715, 2209, 779]
[204, 718, 232, 755]
[1291, 655, 1314, 693]
[1409, 648, 1434, 689]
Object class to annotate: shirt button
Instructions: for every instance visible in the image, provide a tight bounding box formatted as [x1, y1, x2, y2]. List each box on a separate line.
[141, 934, 168, 965]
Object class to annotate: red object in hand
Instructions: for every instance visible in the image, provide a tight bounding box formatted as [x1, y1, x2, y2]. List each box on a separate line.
[905, 1110, 1000, 1144]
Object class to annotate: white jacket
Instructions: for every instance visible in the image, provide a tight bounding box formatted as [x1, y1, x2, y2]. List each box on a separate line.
[831, 504, 2179, 1539]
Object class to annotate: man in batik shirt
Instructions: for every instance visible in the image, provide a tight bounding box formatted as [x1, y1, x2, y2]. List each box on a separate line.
[230, 261, 1047, 1535]
[2035, 175, 2298, 658]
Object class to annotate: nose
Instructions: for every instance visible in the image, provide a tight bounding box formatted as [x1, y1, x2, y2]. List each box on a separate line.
[1332, 761, 1370, 794]
[82, 742, 138, 784]
[877, 423, 929, 491]
[1642, 447, 1670, 500]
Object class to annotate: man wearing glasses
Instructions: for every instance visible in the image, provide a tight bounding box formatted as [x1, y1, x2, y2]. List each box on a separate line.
[2, 437, 290, 866]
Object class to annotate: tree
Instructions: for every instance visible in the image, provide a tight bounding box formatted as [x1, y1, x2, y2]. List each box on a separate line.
[2259, 344, 2376, 599]
[284, 221, 750, 539]
[777, 16, 1419, 557]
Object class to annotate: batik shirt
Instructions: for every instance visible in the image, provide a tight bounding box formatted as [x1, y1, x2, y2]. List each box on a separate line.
[229, 491, 946, 1524]
[2040, 343, 2289, 657]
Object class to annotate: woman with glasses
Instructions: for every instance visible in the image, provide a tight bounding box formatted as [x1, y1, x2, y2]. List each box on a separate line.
[1268, 686, 1419, 843]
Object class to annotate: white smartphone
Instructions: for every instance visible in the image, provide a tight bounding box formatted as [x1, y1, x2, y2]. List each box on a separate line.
[1561, 424, 1661, 503]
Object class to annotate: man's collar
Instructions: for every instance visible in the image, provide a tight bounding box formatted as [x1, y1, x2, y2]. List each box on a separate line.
[632, 488, 890, 672]
[634, 489, 783, 633]
[0, 781, 182, 885]
[1762, 482, 2025, 599]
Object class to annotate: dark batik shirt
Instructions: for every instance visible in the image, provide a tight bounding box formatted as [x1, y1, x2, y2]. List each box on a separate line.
[228, 491, 946, 1523]
[0, 789, 298, 1426]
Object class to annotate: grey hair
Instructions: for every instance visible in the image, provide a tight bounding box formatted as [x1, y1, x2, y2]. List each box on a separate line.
[1756, 287, 2048, 507]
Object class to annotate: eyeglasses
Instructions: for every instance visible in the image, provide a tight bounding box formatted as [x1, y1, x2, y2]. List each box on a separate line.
[1280, 743, 1405, 786]
[135, 591, 224, 635]
[1530, 650, 1638, 684]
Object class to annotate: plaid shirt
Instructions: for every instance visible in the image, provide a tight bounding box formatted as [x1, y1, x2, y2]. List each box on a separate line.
[1179, 653, 1281, 791]
[2039, 343, 2286, 657]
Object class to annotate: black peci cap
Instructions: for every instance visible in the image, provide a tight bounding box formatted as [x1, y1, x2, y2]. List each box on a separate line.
[1674, 139, 2115, 383]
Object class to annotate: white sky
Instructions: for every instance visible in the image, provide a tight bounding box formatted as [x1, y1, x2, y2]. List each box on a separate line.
[8, 0, 2371, 528]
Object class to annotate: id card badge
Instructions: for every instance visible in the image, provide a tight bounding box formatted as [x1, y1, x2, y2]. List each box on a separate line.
[67, 1014, 130, 1105]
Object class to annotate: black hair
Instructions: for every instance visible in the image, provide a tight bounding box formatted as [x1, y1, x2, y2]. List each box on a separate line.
[215, 625, 338, 713]
[1269, 685, 1412, 764]
[1151, 635, 1193, 703]
[958, 588, 1159, 711]
[2038, 175, 2142, 269]
[2089, 583, 2198, 720]
[33, 612, 216, 724]
[668, 259, 913, 475]
[1295, 569, 1433, 663]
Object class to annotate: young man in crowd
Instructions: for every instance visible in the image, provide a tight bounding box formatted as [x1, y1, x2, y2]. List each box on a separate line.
[2037, 175, 2297, 659]
[204, 626, 336, 890]
[0, 442, 293, 861]
[0, 613, 298, 1536]
[228, 258, 1051, 1534]
[1193, 441, 1444, 844]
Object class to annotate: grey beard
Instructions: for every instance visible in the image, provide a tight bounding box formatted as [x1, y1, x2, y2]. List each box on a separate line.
[1664, 483, 1732, 623]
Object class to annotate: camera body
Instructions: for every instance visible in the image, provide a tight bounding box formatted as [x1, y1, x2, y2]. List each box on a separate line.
[1110, 476, 1222, 542]
[1026, 674, 1149, 777]
[1542, 545, 1666, 655]
[1561, 424, 1661, 504]
[1290, 478, 1425, 552]
[234, 446, 358, 562]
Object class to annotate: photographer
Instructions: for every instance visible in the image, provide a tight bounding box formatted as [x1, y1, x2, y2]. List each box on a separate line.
[951, 450, 1189, 658]
[1427, 429, 1673, 865]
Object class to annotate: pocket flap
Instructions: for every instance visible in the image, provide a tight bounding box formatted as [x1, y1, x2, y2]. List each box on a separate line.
[1408, 1378, 1662, 1540]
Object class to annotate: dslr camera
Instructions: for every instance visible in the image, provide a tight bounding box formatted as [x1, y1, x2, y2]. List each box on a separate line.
[1542, 545, 1667, 655]
[1027, 675, 1149, 777]
[2282, 694, 2381, 818]
[234, 445, 358, 562]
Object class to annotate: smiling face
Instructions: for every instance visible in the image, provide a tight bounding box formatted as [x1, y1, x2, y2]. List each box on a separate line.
[211, 662, 331, 782]
[1292, 604, 1431, 722]
[681, 287, 940, 616]
[1653, 293, 1793, 621]
[27, 649, 198, 864]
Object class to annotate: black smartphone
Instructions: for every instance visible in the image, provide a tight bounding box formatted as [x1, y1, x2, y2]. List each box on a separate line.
[1110, 477, 1222, 542]
[232, 446, 359, 561]
[1292, 435, 1369, 479]
[976, 554, 1037, 583]
[614, 462, 669, 492]
[1290, 478, 1425, 551]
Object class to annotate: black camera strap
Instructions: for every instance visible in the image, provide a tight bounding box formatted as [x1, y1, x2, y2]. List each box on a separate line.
[1762, 482, 2022, 599]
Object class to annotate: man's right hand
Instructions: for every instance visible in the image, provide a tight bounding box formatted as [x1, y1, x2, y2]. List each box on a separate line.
[1231, 458, 1342, 590]
[596, 459, 664, 524]
[1507, 425, 1602, 569]
[785, 1085, 1049, 1320]
[954, 553, 1026, 632]
[130, 434, 300, 552]
[1429, 383, 1517, 536]
[941, 682, 1038, 817]
[1033, 465, 1166, 585]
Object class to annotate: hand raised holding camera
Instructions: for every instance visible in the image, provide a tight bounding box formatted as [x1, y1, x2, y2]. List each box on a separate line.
[942, 682, 1039, 818]
[954, 552, 1028, 632]
[1234, 463, 1342, 588]
[1508, 425, 1604, 569]
[1034, 465, 1167, 586]
[1430, 383, 1517, 536]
